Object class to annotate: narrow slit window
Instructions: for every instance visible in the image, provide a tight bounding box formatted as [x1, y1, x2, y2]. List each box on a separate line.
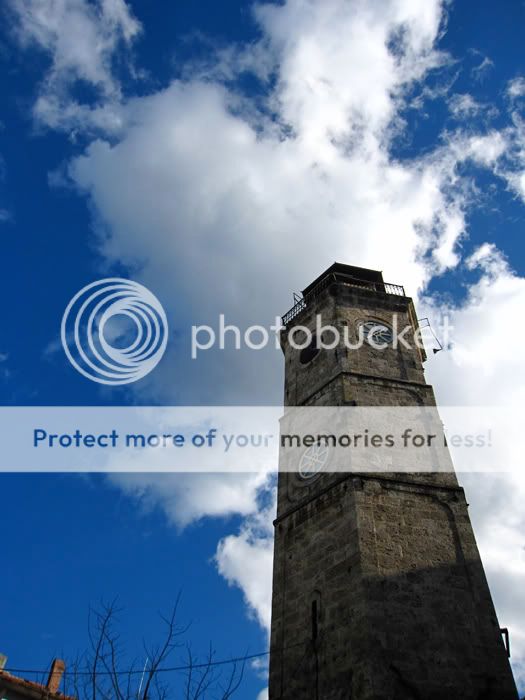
[311, 600, 318, 641]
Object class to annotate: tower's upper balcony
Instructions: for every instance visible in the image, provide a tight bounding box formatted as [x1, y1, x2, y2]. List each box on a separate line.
[282, 262, 406, 326]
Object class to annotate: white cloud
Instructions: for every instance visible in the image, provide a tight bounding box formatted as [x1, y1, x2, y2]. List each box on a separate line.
[448, 93, 483, 118]
[507, 76, 525, 99]
[471, 55, 494, 81]
[35, 98, 126, 136]
[108, 471, 270, 530]
[419, 249, 525, 687]
[254, 0, 447, 151]
[468, 133, 507, 165]
[508, 171, 525, 200]
[215, 493, 275, 633]
[9, 0, 140, 130]
[422, 246, 524, 405]
[67, 77, 461, 404]
[498, 113, 525, 202]
[446, 131, 507, 168]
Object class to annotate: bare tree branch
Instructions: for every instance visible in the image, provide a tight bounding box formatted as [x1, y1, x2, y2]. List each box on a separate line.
[68, 597, 244, 700]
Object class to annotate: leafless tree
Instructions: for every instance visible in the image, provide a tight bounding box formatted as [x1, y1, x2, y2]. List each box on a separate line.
[63, 596, 245, 700]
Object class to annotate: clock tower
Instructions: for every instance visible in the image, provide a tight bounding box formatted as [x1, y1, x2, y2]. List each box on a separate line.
[268, 263, 518, 700]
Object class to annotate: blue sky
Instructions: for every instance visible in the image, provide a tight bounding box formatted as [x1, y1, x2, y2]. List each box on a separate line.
[1, 1, 525, 697]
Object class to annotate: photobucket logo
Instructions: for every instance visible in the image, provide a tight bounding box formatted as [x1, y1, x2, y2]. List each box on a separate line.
[61, 279, 168, 385]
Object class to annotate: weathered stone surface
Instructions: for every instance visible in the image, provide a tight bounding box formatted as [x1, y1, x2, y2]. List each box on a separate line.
[269, 265, 518, 700]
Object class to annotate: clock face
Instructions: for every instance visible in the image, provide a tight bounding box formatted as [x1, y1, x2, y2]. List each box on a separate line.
[360, 320, 393, 346]
[297, 442, 329, 480]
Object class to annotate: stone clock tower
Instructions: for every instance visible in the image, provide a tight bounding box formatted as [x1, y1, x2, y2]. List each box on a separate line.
[268, 263, 518, 700]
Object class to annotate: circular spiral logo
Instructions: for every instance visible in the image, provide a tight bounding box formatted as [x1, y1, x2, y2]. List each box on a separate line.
[61, 278, 168, 385]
